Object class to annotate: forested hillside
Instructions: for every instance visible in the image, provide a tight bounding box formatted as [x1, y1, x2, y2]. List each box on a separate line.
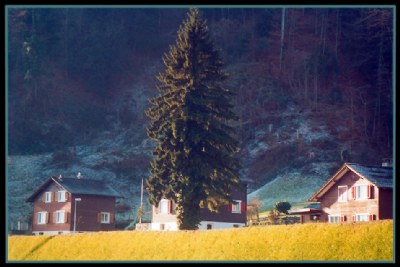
[7, 7, 393, 227]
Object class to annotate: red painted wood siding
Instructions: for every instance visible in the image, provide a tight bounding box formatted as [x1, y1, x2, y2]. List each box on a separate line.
[379, 188, 393, 219]
[31, 182, 117, 232]
[72, 194, 116, 232]
[200, 186, 247, 224]
[319, 171, 382, 222]
[31, 183, 72, 232]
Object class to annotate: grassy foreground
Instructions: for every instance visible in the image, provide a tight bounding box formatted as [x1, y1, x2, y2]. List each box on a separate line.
[8, 220, 393, 262]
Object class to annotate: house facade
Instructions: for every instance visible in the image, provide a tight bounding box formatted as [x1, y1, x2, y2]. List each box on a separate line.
[26, 176, 123, 235]
[288, 203, 321, 224]
[150, 183, 247, 230]
[308, 163, 393, 223]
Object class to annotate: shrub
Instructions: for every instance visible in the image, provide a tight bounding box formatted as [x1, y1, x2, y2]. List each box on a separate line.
[274, 201, 291, 215]
[48, 148, 77, 168]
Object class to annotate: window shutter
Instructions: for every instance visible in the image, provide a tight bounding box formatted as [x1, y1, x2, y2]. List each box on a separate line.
[340, 216, 344, 222]
[367, 185, 372, 199]
[45, 212, 49, 224]
[369, 214, 374, 221]
[65, 192, 69, 201]
[97, 212, 102, 223]
[351, 186, 355, 199]
[168, 200, 172, 214]
[343, 215, 346, 222]
[241, 201, 246, 213]
[352, 215, 356, 222]
[110, 213, 114, 223]
[64, 212, 69, 223]
[227, 203, 232, 212]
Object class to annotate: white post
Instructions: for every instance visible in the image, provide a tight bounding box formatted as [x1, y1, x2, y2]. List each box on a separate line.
[73, 198, 81, 233]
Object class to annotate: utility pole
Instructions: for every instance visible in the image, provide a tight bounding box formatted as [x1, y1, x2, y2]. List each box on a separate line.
[139, 178, 143, 223]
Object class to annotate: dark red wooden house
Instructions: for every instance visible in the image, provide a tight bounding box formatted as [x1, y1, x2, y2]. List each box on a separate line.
[27, 176, 123, 235]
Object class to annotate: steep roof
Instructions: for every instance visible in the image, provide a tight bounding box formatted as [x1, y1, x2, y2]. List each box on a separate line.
[308, 163, 393, 202]
[346, 163, 393, 188]
[27, 176, 123, 202]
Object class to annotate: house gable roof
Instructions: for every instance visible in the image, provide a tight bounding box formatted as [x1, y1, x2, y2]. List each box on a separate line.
[27, 176, 123, 202]
[346, 163, 393, 188]
[308, 163, 393, 202]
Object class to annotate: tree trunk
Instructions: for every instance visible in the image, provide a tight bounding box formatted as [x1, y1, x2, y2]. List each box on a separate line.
[321, 10, 327, 55]
[372, 34, 384, 141]
[31, 8, 35, 31]
[78, 9, 83, 33]
[314, 9, 318, 36]
[279, 8, 286, 71]
[335, 9, 341, 58]
[363, 101, 368, 138]
[304, 67, 309, 103]
[313, 64, 318, 111]
[65, 9, 69, 79]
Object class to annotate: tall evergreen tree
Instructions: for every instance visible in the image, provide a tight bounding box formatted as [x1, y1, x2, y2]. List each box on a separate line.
[145, 8, 241, 230]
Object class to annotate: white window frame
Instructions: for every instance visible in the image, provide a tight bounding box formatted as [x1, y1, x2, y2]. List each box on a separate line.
[37, 212, 47, 225]
[328, 215, 341, 223]
[159, 199, 169, 214]
[57, 191, 66, 202]
[355, 213, 370, 222]
[55, 210, 65, 224]
[338, 186, 348, 202]
[45, 192, 52, 203]
[355, 185, 368, 200]
[232, 200, 242, 213]
[101, 212, 110, 224]
[311, 215, 320, 221]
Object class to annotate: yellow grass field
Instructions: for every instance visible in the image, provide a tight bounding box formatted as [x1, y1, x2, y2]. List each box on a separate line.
[8, 220, 393, 262]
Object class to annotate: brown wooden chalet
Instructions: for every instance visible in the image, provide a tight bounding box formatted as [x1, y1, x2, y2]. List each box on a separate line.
[307, 163, 393, 223]
[26, 176, 123, 235]
[150, 183, 247, 230]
